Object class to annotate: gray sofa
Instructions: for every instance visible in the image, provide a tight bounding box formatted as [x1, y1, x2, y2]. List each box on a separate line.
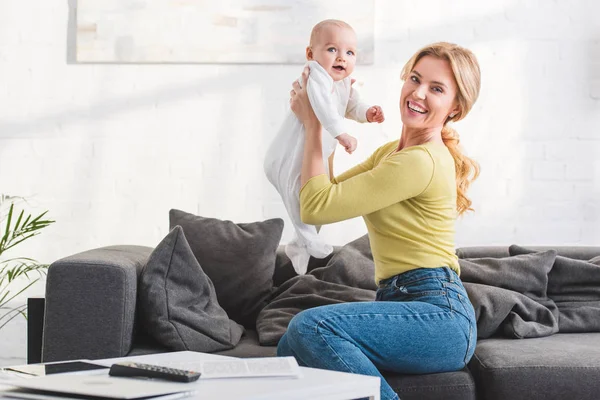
[33, 244, 600, 400]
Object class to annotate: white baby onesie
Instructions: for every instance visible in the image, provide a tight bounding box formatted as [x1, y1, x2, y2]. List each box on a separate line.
[264, 60, 370, 275]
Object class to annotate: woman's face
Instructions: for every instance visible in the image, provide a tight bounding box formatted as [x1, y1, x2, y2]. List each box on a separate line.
[400, 55, 459, 130]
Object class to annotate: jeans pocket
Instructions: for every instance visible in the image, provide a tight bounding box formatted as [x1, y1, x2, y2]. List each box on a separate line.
[392, 277, 451, 311]
[457, 293, 477, 364]
[394, 277, 447, 298]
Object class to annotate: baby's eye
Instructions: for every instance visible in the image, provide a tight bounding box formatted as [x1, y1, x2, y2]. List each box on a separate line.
[346, 50, 355, 56]
[327, 47, 337, 53]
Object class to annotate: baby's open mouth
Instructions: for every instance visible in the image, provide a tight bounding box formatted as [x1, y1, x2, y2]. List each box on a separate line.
[333, 66, 345, 71]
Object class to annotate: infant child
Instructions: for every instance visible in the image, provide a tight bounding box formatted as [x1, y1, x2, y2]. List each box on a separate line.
[264, 19, 385, 275]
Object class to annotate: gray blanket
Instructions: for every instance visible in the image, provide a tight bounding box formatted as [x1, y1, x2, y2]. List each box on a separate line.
[256, 236, 600, 346]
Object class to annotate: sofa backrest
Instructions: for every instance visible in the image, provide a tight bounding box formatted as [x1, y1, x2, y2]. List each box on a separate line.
[273, 245, 600, 287]
[456, 246, 600, 260]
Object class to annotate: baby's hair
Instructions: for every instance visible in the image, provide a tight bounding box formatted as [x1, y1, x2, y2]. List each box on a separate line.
[309, 19, 355, 46]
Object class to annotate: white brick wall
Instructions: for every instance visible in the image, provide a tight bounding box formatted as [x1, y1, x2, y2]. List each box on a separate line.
[0, 0, 600, 261]
[0, 303, 27, 366]
[0, 0, 599, 338]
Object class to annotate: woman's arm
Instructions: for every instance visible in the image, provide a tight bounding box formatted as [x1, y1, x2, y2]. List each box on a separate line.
[290, 68, 434, 225]
[300, 148, 435, 225]
[332, 155, 374, 184]
[301, 122, 326, 187]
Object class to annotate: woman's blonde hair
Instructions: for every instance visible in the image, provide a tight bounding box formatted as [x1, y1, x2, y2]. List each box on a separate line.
[401, 42, 481, 215]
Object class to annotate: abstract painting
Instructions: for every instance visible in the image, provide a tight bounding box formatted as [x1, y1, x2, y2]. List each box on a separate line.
[76, 0, 375, 64]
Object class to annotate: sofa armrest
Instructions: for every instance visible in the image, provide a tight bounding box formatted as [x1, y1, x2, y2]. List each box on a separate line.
[27, 297, 45, 364]
[42, 245, 153, 362]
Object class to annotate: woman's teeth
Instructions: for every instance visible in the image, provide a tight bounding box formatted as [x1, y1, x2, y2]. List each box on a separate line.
[408, 102, 427, 114]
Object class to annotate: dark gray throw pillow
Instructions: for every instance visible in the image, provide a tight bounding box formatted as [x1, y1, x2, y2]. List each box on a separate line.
[310, 234, 377, 291]
[509, 245, 600, 333]
[138, 226, 244, 352]
[169, 209, 284, 328]
[459, 251, 559, 339]
[509, 245, 600, 302]
[459, 250, 557, 300]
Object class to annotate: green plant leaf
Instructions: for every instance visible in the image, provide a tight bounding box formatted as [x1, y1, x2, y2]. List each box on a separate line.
[13, 209, 24, 236]
[0, 257, 37, 265]
[0, 201, 54, 329]
[0, 291, 9, 307]
[0, 203, 14, 253]
[0, 278, 39, 308]
[0, 304, 28, 330]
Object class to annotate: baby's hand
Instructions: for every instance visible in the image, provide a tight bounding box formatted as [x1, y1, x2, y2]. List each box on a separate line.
[337, 133, 358, 154]
[367, 106, 385, 123]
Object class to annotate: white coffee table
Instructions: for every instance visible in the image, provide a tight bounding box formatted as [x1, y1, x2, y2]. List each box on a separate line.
[1, 351, 380, 400]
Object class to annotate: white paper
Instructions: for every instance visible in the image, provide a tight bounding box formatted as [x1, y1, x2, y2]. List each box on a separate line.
[163, 357, 302, 380]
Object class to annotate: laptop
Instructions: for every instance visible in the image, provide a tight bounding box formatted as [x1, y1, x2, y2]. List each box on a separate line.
[1, 374, 195, 400]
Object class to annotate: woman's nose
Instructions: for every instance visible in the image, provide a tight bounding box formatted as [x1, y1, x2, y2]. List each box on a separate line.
[414, 85, 426, 99]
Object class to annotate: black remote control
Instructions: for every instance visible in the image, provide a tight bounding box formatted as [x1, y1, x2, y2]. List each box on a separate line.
[109, 362, 201, 383]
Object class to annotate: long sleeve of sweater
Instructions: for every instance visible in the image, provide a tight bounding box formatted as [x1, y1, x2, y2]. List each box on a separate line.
[300, 145, 435, 225]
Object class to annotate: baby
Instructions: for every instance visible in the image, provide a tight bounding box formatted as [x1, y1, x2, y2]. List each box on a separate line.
[264, 19, 385, 275]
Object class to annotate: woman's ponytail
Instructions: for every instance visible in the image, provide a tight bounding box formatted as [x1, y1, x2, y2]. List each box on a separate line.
[441, 125, 480, 215]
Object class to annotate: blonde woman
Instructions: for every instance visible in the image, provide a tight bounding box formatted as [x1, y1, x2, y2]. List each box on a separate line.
[277, 42, 481, 400]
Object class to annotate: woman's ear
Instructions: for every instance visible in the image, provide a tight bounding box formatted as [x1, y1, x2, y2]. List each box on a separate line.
[449, 106, 460, 119]
[306, 47, 313, 60]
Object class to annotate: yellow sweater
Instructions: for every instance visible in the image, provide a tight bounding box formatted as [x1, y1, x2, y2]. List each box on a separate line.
[300, 140, 460, 283]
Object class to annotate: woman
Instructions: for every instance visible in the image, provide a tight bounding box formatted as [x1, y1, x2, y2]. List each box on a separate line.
[276, 42, 481, 400]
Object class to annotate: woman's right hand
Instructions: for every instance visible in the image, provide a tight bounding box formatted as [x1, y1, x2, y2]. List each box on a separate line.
[290, 66, 320, 131]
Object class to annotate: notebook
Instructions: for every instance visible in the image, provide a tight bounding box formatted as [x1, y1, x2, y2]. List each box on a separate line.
[1, 374, 194, 399]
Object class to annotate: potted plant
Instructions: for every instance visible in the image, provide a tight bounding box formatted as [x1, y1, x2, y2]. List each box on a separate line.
[0, 195, 55, 330]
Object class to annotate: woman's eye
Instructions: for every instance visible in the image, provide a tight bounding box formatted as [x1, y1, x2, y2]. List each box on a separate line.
[410, 76, 419, 83]
[433, 87, 443, 93]
[327, 47, 336, 53]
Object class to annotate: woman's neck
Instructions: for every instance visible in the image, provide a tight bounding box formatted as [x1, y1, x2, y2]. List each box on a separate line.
[397, 126, 444, 151]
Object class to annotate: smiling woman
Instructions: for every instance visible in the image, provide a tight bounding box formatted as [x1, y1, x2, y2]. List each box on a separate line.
[278, 42, 482, 400]
[400, 43, 481, 215]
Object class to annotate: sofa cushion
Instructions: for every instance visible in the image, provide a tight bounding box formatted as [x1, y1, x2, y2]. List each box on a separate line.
[310, 234, 377, 291]
[509, 245, 600, 333]
[459, 250, 557, 300]
[456, 246, 600, 260]
[127, 330, 278, 359]
[138, 226, 244, 352]
[212, 330, 278, 358]
[384, 368, 476, 400]
[469, 333, 600, 400]
[272, 246, 338, 288]
[256, 236, 377, 346]
[458, 251, 559, 339]
[509, 245, 600, 301]
[169, 209, 284, 328]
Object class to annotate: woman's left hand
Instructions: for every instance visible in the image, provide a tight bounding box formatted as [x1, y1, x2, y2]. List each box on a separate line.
[290, 66, 320, 131]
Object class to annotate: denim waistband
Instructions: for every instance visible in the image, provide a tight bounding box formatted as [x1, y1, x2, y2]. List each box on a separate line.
[378, 266, 458, 289]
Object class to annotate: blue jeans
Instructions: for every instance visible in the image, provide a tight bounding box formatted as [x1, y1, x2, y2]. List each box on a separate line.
[277, 267, 477, 400]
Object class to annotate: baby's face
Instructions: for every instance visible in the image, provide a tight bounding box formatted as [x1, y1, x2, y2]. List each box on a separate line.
[307, 25, 357, 81]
